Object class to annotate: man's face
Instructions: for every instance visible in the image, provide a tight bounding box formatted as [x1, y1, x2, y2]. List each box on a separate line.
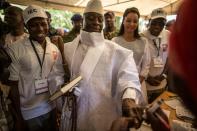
[83, 12, 103, 33]
[4, 8, 23, 27]
[47, 17, 51, 26]
[72, 20, 83, 31]
[26, 17, 49, 42]
[45, 12, 52, 26]
[104, 14, 115, 28]
[149, 18, 166, 36]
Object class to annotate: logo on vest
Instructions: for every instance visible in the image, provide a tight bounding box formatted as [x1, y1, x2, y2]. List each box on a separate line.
[28, 9, 37, 15]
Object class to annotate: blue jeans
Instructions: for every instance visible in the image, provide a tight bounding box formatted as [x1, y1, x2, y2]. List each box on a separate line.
[25, 109, 58, 131]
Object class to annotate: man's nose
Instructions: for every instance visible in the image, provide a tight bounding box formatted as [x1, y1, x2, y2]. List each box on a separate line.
[37, 25, 44, 31]
[106, 17, 111, 21]
[93, 18, 100, 24]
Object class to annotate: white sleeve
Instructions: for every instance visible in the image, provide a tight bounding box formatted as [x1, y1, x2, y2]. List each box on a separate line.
[7, 46, 20, 81]
[140, 39, 151, 78]
[122, 88, 139, 104]
[117, 52, 142, 104]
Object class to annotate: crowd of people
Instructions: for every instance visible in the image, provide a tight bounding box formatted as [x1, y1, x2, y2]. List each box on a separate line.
[0, 0, 196, 131]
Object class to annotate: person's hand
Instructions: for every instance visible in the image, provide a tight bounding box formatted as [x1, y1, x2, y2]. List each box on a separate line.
[110, 117, 136, 131]
[57, 36, 64, 54]
[154, 75, 166, 82]
[50, 35, 59, 46]
[146, 107, 170, 131]
[122, 98, 144, 129]
[139, 75, 145, 83]
[50, 35, 65, 61]
[50, 35, 64, 52]
[146, 76, 161, 86]
[50, 35, 70, 80]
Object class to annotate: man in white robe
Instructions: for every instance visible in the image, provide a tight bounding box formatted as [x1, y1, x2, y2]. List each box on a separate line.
[61, 0, 143, 130]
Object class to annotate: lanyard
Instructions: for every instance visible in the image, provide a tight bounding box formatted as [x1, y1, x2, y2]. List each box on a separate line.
[153, 38, 161, 56]
[29, 38, 46, 77]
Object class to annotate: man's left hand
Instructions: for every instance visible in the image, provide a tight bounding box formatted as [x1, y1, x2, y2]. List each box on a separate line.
[122, 98, 144, 129]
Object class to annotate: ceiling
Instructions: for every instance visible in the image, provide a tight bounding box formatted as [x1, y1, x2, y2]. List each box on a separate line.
[7, 0, 182, 16]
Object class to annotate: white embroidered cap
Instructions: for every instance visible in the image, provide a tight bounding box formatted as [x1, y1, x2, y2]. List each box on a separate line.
[84, 0, 104, 15]
[151, 8, 167, 20]
[23, 5, 47, 24]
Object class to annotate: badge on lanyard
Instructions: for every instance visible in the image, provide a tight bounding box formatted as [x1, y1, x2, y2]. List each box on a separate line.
[29, 39, 49, 95]
[35, 78, 49, 94]
[153, 57, 164, 67]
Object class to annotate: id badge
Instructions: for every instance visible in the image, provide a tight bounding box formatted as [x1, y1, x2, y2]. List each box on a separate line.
[153, 57, 164, 67]
[35, 78, 49, 94]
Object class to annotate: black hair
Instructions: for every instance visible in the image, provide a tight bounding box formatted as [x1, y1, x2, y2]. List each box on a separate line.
[71, 13, 82, 21]
[4, 6, 23, 25]
[104, 11, 115, 17]
[0, 19, 9, 37]
[0, 1, 11, 10]
[118, 7, 140, 39]
[45, 11, 51, 19]
[4, 6, 23, 14]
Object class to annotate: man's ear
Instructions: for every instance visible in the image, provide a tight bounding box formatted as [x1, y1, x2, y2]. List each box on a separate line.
[24, 22, 28, 29]
[24, 23, 27, 28]
[24, 23, 29, 34]
[147, 19, 151, 28]
[163, 19, 167, 25]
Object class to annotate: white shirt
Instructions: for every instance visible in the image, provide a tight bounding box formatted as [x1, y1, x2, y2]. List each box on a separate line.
[141, 29, 170, 91]
[4, 32, 28, 48]
[112, 36, 151, 78]
[7, 37, 64, 120]
[141, 29, 170, 77]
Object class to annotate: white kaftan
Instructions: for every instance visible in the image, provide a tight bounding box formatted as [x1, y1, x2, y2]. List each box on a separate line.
[61, 31, 142, 131]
